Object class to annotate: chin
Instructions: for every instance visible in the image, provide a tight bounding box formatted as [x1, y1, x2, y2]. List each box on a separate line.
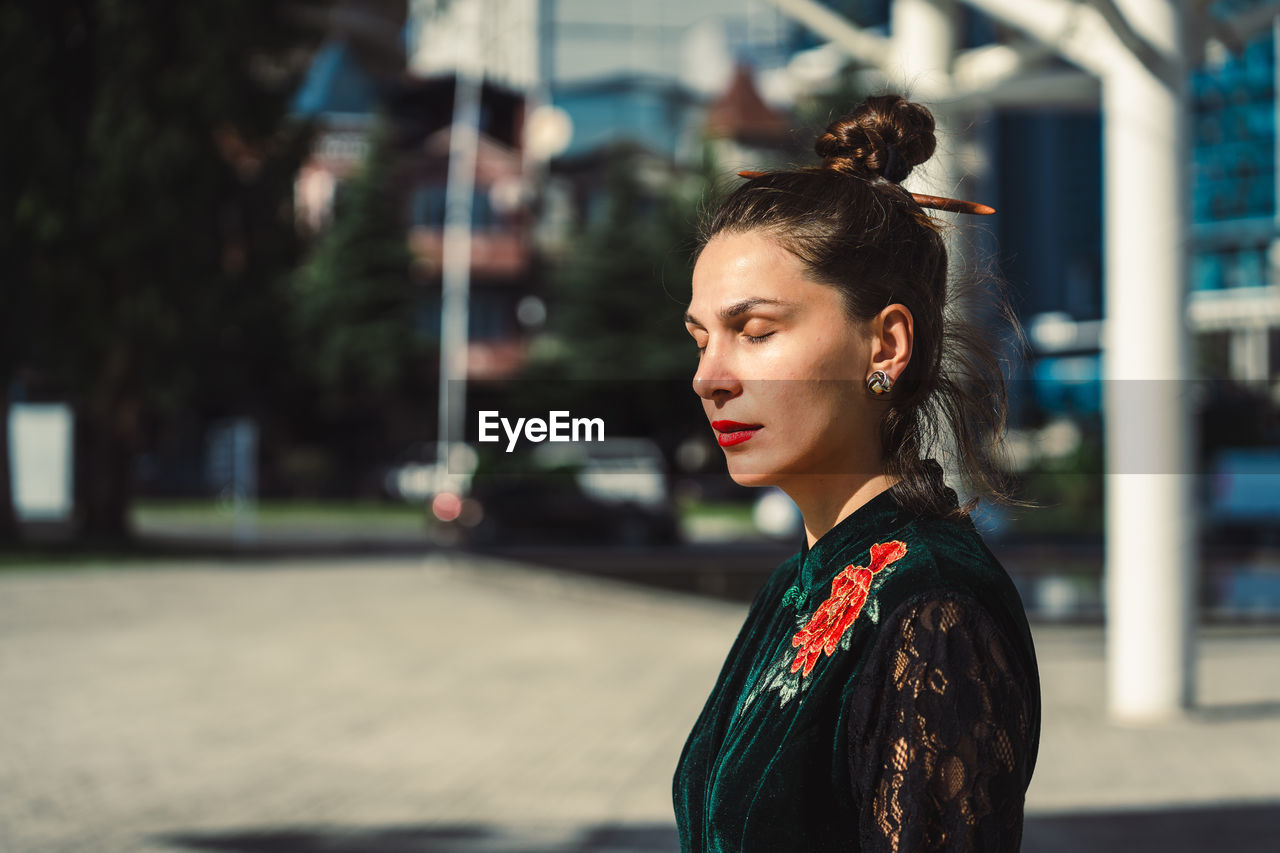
[727, 471, 777, 489]
[724, 457, 783, 489]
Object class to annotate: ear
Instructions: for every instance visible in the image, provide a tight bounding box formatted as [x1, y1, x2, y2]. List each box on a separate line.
[867, 303, 913, 381]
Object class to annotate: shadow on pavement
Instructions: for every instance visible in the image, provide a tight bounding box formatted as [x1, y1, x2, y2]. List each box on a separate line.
[161, 802, 1280, 852]
[1023, 800, 1280, 852]
[1189, 699, 1280, 722]
[161, 823, 680, 853]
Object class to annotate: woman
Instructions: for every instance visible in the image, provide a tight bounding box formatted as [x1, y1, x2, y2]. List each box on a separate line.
[672, 95, 1040, 852]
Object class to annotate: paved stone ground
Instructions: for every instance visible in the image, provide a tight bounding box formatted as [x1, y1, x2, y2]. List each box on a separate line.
[0, 555, 1277, 852]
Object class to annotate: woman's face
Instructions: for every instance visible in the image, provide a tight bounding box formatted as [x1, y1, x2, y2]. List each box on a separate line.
[686, 230, 881, 490]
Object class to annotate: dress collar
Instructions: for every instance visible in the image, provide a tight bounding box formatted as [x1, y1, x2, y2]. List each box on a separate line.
[796, 472, 960, 593]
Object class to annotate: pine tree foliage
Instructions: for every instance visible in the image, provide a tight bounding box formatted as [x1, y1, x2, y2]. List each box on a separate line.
[528, 157, 703, 382]
[519, 153, 713, 448]
[291, 120, 425, 406]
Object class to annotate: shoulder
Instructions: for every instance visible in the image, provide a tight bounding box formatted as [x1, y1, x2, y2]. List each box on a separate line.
[869, 589, 1030, 680]
[870, 513, 1028, 632]
[853, 512, 1039, 691]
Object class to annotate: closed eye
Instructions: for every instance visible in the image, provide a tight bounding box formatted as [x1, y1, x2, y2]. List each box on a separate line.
[744, 332, 775, 344]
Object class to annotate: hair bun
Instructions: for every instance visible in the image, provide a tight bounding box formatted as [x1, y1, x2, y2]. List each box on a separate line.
[815, 94, 937, 184]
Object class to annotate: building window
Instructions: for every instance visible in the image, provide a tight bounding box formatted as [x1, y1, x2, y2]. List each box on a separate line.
[410, 184, 501, 230]
[411, 185, 447, 228]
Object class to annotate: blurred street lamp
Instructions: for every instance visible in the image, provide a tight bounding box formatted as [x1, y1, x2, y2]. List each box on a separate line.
[432, 0, 568, 499]
[524, 103, 573, 163]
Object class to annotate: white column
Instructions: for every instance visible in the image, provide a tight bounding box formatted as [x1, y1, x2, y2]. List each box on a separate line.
[891, 0, 954, 90]
[892, 0, 973, 488]
[1101, 0, 1196, 721]
[891, 0, 959, 198]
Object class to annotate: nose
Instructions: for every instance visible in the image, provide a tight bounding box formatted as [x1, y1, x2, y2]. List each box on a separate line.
[692, 341, 743, 402]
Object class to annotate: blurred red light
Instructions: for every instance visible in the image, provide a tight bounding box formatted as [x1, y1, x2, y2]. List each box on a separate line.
[432, 492, 463, 522]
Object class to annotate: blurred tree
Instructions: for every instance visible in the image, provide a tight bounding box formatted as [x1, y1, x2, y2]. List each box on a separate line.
[520, 151, 709, 455]
[0, 1, 323, 543]
[283, 118, 435, 497]
[290, 119, 426, 408]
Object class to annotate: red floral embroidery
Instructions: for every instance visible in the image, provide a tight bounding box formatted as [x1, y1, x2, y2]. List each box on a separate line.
[790, 540, 908, 677]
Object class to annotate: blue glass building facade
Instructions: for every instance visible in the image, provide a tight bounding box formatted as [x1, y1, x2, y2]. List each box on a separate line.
[1190, 27, 1276, 293]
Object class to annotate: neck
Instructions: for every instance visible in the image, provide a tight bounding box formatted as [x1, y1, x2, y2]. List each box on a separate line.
[785, 472, 901, 549]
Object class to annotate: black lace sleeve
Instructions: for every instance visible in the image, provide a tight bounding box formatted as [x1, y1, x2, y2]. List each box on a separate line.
[846, 591, 1038, 852]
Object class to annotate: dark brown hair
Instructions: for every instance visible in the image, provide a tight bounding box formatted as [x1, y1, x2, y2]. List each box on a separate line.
[698, 94, 1022, 520]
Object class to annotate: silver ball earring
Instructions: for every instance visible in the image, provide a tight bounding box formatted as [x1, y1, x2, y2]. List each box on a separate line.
[867, 370, 893, 395]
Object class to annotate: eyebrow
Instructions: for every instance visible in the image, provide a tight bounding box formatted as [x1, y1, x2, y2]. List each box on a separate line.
[684, 297, 796, 327]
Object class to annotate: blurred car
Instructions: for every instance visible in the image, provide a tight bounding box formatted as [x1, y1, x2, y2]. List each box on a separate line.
[452, 437, 680, 547]
[381, 442, 477, 503]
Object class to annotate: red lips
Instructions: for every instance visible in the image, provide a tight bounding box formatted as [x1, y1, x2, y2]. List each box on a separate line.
[711, 420, 763, 447]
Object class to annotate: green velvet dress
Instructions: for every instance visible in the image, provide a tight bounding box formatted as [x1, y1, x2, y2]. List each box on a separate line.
[673, 479, 1040, 852]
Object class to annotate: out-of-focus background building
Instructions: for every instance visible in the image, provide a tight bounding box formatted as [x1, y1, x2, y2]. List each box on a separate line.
[2, 1, 1279, 851]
